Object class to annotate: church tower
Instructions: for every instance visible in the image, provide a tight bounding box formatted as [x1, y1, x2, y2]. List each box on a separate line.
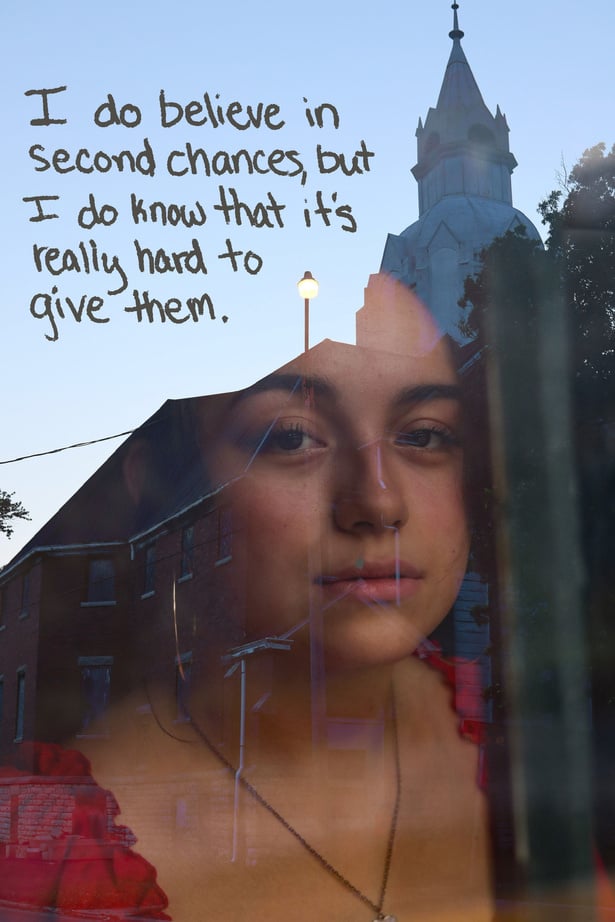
[381, 3, 541, 340]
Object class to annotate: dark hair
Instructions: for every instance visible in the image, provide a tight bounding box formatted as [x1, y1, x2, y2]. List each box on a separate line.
[447, 335, 495, 582]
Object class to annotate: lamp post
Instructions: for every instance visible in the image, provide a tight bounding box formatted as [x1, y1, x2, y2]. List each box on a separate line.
[296, 271, 323, 747]
[222, 636, 294, 862]
[297, 271, 319, 353]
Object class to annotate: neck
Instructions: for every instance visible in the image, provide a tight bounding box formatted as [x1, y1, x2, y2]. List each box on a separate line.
[187, 641, 403, 775]
[323, 661, 396, 719]
[241, 649, 398, 773]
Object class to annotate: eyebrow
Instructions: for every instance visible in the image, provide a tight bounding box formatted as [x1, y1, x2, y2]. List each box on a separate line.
[230, 376, 460, 411]
[393, 383, 462, 408]
[230, 373, 338, 407]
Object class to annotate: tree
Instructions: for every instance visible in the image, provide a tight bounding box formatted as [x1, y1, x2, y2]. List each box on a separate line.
[459, 224, 547, 343]
[538, 142, 615, 397]
[463, 143, 615, 404]
[461, 150, 615, 639]
[537, 144, 615, 617]
[461, 146, 615, 596]
[458, 225, 549, 584]
[0, 490, 30, 539]
[462, 144, 615, 868]
[541, 146, 615, 867]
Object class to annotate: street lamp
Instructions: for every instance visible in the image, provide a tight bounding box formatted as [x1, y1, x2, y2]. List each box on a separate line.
[222, 636, 294, 862]
[296, 271, 323, 745]
[297, 271, 319, 352]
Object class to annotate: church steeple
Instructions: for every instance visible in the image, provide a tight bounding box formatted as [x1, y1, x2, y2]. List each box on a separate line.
[380, 2, 541, 343]
[449, 1, 464, 41]
[436, 3, 487, 115]
[413, 2, 517, 215]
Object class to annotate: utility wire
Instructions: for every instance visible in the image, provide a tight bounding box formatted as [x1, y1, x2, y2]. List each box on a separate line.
[0, 430, 136, 465]
[0, 410, 177, 465]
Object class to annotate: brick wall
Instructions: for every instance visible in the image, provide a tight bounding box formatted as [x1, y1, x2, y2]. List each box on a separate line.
[0, 775, 135, 851]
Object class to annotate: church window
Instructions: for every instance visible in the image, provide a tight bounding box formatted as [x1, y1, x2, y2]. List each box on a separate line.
[468, 124, 495, 147]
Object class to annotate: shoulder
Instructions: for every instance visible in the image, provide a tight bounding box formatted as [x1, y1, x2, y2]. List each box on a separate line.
[393, 645, 488, 788]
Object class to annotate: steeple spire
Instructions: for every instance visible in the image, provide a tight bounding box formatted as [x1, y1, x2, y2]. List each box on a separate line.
[411, 0, 518, 214]
[449, 2, 464, 41]
[380, 1, 541, 344]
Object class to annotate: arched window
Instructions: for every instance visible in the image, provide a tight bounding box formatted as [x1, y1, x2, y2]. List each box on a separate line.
[468, 124, 495, 147]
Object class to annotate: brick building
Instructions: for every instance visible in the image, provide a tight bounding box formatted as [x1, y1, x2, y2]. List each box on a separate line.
[0, 390, 255, 899]
[0, 396, 212, 764]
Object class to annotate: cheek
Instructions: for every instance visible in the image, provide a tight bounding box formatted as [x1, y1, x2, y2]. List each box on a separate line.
[231, 478, 325, 568]
[420, 476, 469, 566]
[442, 508, 470, 590]
[226, 482, 326, 637]
[444, 484, 470, 545]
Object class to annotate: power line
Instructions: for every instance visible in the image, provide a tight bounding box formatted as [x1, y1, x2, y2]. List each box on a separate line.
[0, 429, 136, 465]
[0, 407, 180, 466]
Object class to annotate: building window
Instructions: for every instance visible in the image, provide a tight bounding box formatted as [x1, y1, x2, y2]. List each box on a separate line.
[86, 559, 116, 604]
[15, 669, 26, 741]
[468, 123, 495, 147]
[180, 526, 194, 579]
[20, 571, 31, 618]
[143, 543, 156, 596]
[175, 653, 192, 721]
[78, 656, 113, 734]
[217, 507, 233, 563]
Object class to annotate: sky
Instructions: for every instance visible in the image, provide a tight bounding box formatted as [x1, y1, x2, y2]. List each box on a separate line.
[1, 0, 613, 565]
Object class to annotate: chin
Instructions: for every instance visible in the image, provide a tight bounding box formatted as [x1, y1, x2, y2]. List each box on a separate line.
[322, 614, 426, 674]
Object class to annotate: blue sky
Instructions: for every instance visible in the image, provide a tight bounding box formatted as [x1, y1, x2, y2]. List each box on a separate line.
[1, 0, 613, 563]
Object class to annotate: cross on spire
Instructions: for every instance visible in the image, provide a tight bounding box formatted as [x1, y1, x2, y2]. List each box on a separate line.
[449, 1, 464, 41]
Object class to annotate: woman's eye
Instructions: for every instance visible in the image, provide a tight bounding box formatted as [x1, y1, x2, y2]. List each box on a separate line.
[395, 426, 459, 451]
[259, 421, 325, 454]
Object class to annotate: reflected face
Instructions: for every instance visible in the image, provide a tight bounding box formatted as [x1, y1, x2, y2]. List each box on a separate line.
[206, 338, 469, 670]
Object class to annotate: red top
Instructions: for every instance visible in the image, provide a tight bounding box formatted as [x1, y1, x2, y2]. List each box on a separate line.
[0, 740, 170, 918]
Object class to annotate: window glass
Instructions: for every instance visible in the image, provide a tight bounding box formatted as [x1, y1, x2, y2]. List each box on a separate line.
[79, 659, 112, 734]
[87, 559, 115, 603]
[180, 526, 194, 578]
[143, 544, 156, 595]
[218, 508, 233, 560]
[14, 671, 25, 741]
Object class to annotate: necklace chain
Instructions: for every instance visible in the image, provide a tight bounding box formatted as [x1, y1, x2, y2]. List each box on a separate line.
[187, 695, 401, 920]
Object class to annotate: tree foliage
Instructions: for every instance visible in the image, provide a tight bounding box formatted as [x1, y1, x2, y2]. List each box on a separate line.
[462, 142, 615, 409]
[539, 142, 615, 393]
[538, 143, 615, 864]
[459, 225, 547, 344]
[458, 225, 549, 588]
[0, 490, 30, 539]
[461, 146, 615, 862]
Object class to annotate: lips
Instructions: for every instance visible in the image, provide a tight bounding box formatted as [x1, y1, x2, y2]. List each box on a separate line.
[317, 562, 424, 604]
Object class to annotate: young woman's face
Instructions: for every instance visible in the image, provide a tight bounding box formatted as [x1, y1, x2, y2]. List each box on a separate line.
[206, 337, 469, 670]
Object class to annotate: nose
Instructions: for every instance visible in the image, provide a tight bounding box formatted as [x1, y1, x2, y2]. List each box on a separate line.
[332, 439, 409, 534]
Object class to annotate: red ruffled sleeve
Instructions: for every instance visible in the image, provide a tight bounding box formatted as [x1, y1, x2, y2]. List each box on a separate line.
[415, 640, 488, 788]
[0, 741, 170, 919]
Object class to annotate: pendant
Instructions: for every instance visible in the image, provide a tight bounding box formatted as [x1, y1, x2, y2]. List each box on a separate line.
[375, 916, 397, 922]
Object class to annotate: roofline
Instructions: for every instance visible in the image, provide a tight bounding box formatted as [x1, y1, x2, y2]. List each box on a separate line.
[0, 541, 126, 583]
[128, 481, 230, 548]
[0, 485, 226, 580]
[0, 482, 226, 580]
